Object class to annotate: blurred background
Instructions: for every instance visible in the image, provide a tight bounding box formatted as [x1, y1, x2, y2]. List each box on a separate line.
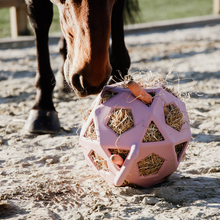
[0, 0, 215, 38]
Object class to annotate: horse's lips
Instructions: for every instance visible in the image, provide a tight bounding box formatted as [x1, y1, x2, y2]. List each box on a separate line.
[73, 74, 110, 97]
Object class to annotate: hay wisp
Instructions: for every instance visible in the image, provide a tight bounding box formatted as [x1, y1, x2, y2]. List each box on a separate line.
[164, 104, 185, 132]
[91, 151, 108, 172]
[101, 91, 118, 104]
[107, 109, 134, 136]
[143, 122, 164, 142]
[84, 121, 97, 140]
[138, 153, 165, 176]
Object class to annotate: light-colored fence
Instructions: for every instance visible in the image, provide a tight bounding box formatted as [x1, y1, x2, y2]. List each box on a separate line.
[0, 0, 28, 38]
[0, 0, 220, 38]
[213, 0, 220, 14]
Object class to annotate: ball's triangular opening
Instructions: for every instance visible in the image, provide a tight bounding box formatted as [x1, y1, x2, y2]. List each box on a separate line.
[142, 121, 164, 142]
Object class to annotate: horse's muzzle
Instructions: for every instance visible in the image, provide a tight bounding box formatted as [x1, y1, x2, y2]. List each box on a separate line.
[64, 53, 111, 97]
[71, 73, 110, 97]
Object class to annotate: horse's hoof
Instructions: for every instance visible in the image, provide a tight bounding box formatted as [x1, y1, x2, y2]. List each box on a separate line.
[23, 109, 60, 134]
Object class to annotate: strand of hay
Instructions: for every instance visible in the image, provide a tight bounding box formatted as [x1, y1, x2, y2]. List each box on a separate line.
[81, 108, 91, 122]
[162, 85, 178, 98]
[84, 121, 97, 140]
[91, 151, 108, 172]
[175, 142, 185, 159]
[122, 180, 138, 188]
[164, 104, 185, 132]
[109, 149, 130, 161]
[136, 73, 164, 88]
[138, 153, 165, 176]
[101, 91, 118, 104]
[107, 109, 134, 136]
[143, 122, 164, 142]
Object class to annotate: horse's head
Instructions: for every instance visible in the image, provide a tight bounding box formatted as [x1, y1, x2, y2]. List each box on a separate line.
[51, 0, 117, 97]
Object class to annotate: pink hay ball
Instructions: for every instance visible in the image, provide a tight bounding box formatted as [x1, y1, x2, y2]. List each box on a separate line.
[80, 82, 191, 188]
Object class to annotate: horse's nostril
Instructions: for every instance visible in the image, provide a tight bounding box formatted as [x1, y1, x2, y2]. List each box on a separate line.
[79, 75, 84, 89]
[71, 73, 109, 97]
[72, 74, 85, 93]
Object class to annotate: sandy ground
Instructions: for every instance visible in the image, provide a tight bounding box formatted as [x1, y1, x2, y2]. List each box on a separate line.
[0, 24, 220, 220]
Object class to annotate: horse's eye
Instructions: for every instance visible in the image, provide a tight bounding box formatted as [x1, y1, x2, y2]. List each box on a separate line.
[59, 0, 66, 4]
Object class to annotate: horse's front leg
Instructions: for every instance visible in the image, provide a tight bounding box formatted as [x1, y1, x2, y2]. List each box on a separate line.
[24, 0, 60, 133]
[110, 0, 131, 83]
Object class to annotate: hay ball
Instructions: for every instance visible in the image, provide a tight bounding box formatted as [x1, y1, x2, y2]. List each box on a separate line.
[80, 82, 191, 188]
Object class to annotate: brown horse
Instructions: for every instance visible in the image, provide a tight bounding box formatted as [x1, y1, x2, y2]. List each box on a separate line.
[24, 0, 139, 133]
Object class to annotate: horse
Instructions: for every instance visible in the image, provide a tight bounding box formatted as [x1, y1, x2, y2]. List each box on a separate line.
[23, 0, 139, 133]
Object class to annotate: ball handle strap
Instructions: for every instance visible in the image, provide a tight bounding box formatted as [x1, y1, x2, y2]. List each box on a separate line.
[114, 143, 139, 186]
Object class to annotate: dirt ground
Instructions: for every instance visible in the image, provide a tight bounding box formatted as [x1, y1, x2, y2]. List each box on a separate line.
[0, 24, 220, 220]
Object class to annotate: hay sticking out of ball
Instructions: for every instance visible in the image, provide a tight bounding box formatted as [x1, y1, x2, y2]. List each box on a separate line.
[138, 153, 165, 176]
[164, 104, 185, 132]
[81, 108, 92, 122]
[91, 151, 108, 172]
[125, 72, 180, 98]
[84, 121, 97, 140]
[175, 142, 186, 159]
[162, 85, 178, 98]
[101, 91, 118, 104]
[134, 73, 164, 89]
[122, 180, 138, 188]
[109, 149, 130, 161]
[107, 109, 134, 136]
[143, 122, 164, 142]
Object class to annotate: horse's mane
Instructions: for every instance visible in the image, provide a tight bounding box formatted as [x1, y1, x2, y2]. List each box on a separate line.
[124, 0, 140, 24]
